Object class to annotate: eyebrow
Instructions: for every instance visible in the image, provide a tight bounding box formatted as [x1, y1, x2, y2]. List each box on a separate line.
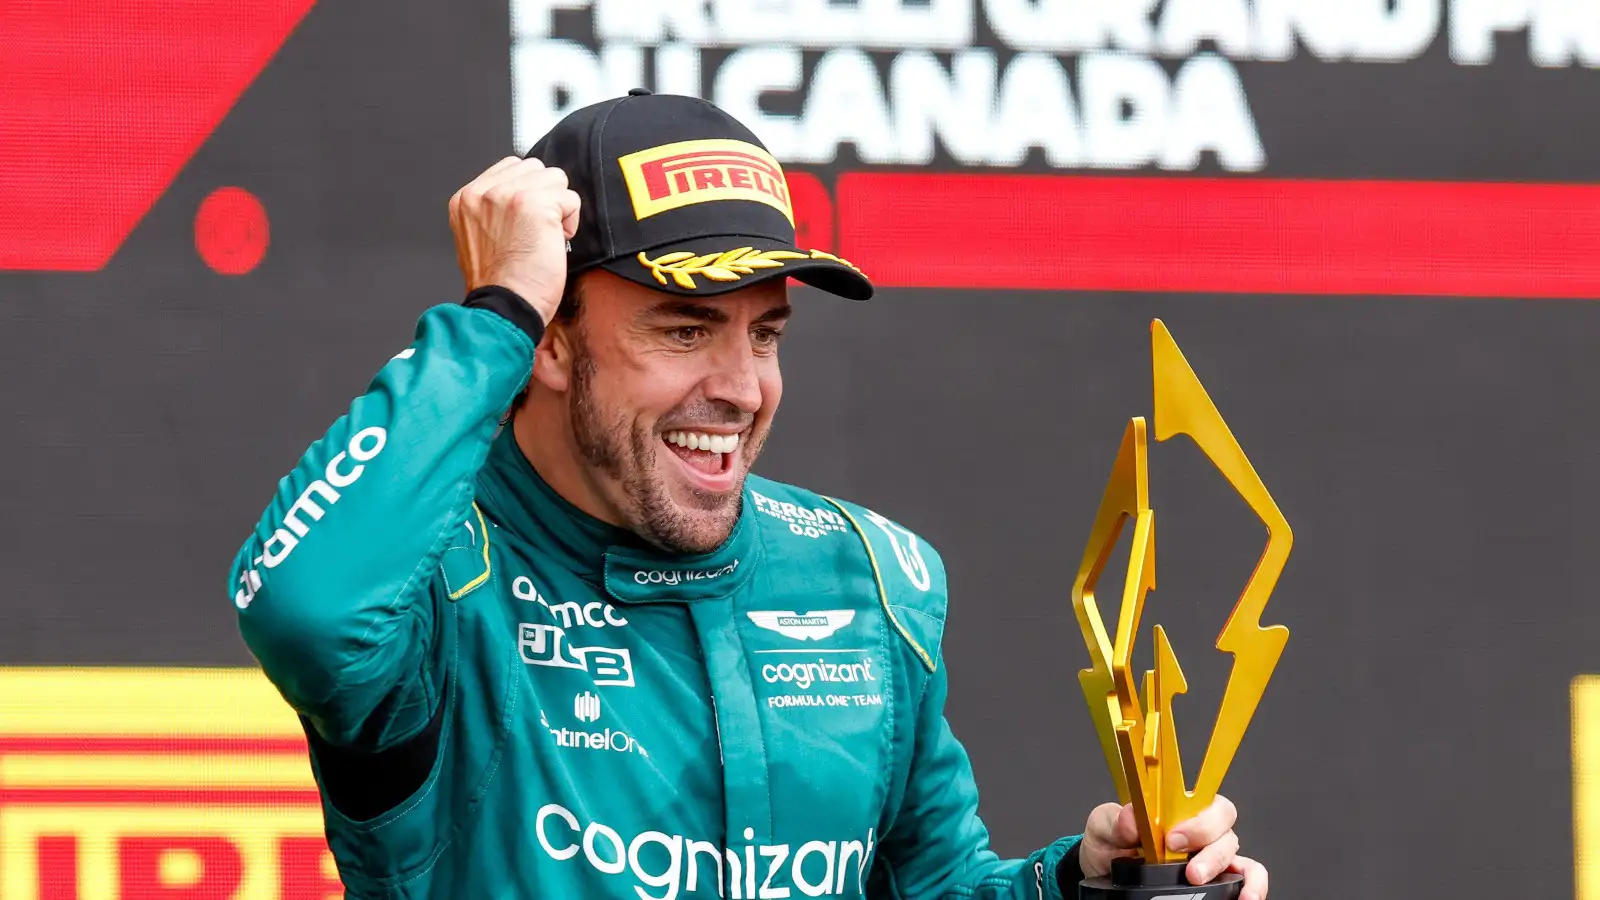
[643, 300, 792, 325]
[754, 303, 793, 325]
[645, 300, 728, 324]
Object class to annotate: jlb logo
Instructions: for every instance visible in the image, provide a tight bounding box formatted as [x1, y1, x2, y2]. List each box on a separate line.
[518, 624, 636, 687]
[617, 139, 794, 224]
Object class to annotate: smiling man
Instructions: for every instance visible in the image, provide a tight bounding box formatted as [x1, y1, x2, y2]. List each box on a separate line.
[229, 91, 1267, 900]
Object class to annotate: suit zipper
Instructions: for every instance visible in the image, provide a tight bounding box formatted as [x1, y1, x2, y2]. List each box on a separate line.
[1036, 860, 1045, 899]
[711, 695, 725, 765]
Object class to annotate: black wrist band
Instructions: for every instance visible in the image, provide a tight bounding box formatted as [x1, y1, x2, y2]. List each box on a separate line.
[1057, 842, 1084, 892]
[463, 285, 546, 346]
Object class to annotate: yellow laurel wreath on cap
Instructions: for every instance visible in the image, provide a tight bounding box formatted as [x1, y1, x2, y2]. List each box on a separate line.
[806, 249, 864, 275]
[638, 247, 864, 290]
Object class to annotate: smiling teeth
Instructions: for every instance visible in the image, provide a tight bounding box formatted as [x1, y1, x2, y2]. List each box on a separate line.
[665, 431, 739, 454]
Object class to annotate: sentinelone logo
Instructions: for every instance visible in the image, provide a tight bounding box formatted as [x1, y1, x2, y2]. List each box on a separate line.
[0, 668, 340, 899]
[0, 2, 318, 272]
[510, 1, 1600, 301]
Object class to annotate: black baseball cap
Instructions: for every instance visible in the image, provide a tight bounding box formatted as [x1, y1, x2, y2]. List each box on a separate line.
[524, 89, 873, 301]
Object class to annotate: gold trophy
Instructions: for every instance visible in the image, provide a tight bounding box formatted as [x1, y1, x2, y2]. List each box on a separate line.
[1072, 321, 1291, 900]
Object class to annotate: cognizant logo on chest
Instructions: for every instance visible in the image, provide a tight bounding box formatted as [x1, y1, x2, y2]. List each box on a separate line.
[760, 655, 883, 710]
[536, 804, 875, 899]
[761, 658, 875, 690]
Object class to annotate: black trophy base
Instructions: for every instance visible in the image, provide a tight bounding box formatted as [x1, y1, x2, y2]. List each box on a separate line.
[1080, 857, 1243, 900]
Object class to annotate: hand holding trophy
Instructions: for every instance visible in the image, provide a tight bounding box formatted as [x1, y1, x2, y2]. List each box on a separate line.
[1073, 322, 1291, 900]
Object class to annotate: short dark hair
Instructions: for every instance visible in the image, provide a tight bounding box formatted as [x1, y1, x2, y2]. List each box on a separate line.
[552, 274, 584, 326]
[503, 275, 584, 421]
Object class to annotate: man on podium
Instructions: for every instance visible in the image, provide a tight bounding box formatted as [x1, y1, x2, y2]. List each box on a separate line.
[229, 90, 1268, 899]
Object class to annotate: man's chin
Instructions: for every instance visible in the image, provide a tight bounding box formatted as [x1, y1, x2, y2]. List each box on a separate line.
[651, 482, 743, 553]
[623, 451, 753, 554]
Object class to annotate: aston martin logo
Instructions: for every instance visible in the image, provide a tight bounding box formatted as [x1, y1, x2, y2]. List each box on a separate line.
[747, 610, 856, 641]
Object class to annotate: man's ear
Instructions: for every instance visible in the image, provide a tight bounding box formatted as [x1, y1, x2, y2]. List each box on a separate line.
[531, 321, 574, 392]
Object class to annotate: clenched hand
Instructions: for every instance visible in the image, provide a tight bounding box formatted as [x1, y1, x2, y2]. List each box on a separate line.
[448, 156, 582, 325]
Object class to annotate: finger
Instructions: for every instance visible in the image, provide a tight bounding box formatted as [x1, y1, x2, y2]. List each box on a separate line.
[540, 165, 568, 191]
[467, 153, 524, 185]
[482, 155, 524, 176]
[1168, 794, 1237, 853]
[489, 163, 567, 192]
[1079, 801, 1140, 880]
[1112, 804, 1140, 847]
[1184, 830, 1238, 886]
[476, 157, 550, 195]
[1084, 803, 1124, 842]
[459, 158, 532, 208]
[481, 166, 572, 211]
[1232, 855, 1268, 900]
[473, 160, 544, 196]
[559, 190, 582, 239]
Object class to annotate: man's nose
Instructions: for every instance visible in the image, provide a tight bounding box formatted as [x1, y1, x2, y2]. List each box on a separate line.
[703, 340, 764, 415]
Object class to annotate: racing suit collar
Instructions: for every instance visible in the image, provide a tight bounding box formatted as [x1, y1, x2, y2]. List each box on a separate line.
[601, 511, 758, 604]
[475, 427, 759, 602]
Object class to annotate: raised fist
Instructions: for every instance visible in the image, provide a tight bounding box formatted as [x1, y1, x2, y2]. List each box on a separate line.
[448, 156, 582, 325]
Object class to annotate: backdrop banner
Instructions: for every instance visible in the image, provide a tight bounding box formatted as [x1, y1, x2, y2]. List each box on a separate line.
[3, 3, 1599, 899]
[0, 669, 335, 899]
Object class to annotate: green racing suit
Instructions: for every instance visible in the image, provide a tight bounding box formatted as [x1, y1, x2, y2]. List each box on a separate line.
[228, 295, 1083, 899]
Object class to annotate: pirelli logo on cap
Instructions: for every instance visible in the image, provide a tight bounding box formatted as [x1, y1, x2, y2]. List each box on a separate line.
[618, 139, 794, 224]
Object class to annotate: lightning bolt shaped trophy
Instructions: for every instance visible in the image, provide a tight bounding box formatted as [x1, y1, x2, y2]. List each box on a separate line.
[1072, 321, 1291, 900]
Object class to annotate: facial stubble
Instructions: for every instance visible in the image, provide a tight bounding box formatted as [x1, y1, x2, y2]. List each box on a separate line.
[567, 336, 763, 555]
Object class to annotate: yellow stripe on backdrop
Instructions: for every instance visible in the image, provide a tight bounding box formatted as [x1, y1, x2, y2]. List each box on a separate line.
[0, 753, 313, 789]
[0, 667, 302, 736]
[0, 667, 337, 900]
[1576, 676, 1600, 900]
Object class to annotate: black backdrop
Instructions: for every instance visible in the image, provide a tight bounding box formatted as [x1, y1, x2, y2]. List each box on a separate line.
[3, 3, 1599, 898]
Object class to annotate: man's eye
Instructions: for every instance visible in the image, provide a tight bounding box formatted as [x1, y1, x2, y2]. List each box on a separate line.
[752, 327, 784, 348]
[668, 326, 706, 344]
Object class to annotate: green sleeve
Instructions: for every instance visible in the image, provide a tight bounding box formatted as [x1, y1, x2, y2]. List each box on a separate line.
[873, 657, 1083, 900]
[228, 303, 535, 748]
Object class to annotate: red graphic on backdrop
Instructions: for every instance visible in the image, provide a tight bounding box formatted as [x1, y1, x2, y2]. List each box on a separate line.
[0, 1, 317, 272]
[196, 187, 271, 275]
[837, 174, 1600, 300]
[785, 172, 832, 253]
